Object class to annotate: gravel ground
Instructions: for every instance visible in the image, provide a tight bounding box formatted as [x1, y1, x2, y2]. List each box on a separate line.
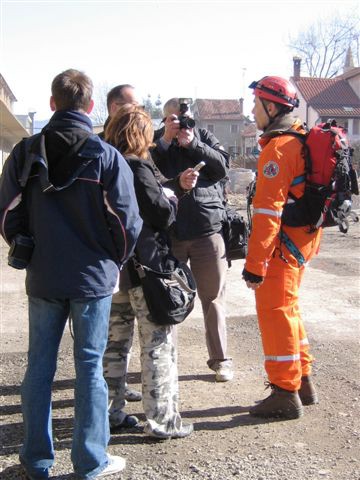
[1, 208, 359, 480]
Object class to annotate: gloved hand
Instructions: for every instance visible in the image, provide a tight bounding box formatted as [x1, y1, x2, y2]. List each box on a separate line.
[242, 268, 264, 290]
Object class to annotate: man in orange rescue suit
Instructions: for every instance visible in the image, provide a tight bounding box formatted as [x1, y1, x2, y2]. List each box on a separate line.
[243, 76, 321, 420]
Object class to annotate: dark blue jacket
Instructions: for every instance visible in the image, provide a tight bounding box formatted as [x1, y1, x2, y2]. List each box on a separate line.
[0, 111, 142, 298]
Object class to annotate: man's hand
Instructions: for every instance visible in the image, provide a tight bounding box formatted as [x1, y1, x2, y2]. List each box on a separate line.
[162, 114, 180, 143]
[242, 268, 264, 290]
[179, 168, 199, 191]
[177, 127, 194, 147]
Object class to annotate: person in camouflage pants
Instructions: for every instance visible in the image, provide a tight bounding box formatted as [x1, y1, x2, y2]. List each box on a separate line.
[103, 291, 137, 428]
[102, 104, 196, 439]
[103, 286, 183, 437]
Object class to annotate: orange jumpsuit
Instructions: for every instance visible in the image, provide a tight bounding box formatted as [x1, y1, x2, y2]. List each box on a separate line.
[245, 119, 322, 392]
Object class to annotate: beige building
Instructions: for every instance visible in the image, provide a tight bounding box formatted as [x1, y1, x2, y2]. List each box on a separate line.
[290, 56, 360, 143]
[192, 98, 250, 156]
[0, 74, 31, 169]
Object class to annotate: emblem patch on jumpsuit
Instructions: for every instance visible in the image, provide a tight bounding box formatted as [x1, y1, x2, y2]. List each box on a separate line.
[263, 161, 279, 178]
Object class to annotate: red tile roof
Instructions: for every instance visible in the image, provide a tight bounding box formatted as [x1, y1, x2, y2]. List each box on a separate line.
[315, 107, 360, 116]
[292, 76, 360, 117]
[194, 99, 245, 120]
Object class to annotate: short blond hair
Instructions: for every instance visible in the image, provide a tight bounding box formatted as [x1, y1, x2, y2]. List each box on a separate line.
[163, 98, 180, 117]
[105, 103, 154, 160]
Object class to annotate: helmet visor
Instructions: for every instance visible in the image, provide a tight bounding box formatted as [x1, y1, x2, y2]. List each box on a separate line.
[249, 79, 299, 108]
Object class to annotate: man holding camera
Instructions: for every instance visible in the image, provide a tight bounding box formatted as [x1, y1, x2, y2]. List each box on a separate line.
[152, 98, 233, 382]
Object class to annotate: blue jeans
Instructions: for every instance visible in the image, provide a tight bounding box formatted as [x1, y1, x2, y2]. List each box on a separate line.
[20, 296, 112, 479]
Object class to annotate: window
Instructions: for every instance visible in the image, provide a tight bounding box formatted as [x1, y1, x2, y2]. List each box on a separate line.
[230, 124, 238, 134]
[207, 124, 214, 133]
[229, 146, 240, 156]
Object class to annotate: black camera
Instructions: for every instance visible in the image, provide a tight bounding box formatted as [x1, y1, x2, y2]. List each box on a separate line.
[8, 234, 34, 269]
[178, 98, 195, 129]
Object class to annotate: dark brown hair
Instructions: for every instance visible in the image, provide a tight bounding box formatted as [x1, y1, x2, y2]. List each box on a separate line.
[105, 103, 154, 160]
[262, 98, 292, 115]
[106, 84, 134, 111]
[51, 69, 93, 111]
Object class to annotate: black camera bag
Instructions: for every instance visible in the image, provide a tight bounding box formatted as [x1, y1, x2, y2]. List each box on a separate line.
[133, 256, 197, 325]
[222, 206, 249, 265]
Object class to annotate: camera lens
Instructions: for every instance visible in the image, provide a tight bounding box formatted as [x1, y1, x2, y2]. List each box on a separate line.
[179, 116, 195, 129]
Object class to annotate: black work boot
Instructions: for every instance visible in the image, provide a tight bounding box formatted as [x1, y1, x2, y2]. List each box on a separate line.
[124, 386, 142, 402]
[249, 384, 304, 420]
[299, 375, 319, 406]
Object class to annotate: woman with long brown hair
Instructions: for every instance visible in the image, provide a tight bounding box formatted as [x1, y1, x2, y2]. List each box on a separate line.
[103, 103, 197, 439]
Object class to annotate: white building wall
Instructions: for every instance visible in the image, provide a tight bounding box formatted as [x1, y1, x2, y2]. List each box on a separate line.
[295, 89, 307, 124]
[308, 106, 321, 127]
[347, 76, 360, 97]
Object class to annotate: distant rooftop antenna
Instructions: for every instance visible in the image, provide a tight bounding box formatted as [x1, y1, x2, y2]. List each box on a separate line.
[242, 67, 247, 97]
[28, 111, 36, 135]
[344, 46, 354, 73]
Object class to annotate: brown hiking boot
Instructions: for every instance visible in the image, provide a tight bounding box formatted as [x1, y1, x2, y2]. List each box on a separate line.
[299, 375, 319, 405]
[249, 383, 304, 420]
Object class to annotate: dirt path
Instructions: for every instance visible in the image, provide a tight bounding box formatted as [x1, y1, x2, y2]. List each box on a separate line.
[1, 218, 359, 479]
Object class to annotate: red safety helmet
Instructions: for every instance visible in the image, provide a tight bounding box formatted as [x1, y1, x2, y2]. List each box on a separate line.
[249, 76, 299, 109]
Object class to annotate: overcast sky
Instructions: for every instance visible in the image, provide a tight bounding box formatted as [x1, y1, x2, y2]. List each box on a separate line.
[1, 0, 358, 120]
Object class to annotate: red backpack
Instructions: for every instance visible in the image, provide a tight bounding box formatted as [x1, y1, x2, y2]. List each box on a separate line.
[281, 119, 359, 233]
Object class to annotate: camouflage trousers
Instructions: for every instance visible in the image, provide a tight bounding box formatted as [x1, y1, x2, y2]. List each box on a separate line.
[103, 286, 184, 436]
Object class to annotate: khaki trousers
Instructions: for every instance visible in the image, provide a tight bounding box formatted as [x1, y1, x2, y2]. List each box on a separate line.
[171, 232, 230, 368]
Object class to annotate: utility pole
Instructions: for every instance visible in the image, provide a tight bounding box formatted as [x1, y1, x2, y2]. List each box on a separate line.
[28, 111, 36, 135]
[242, 67, 247, 99]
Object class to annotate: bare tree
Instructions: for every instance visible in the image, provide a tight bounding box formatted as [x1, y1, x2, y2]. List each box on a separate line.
[289, 12, 359, 78]
[90, 86, 163, 124]
[143, 94, 163, 119]
[90, 82, 110, 126]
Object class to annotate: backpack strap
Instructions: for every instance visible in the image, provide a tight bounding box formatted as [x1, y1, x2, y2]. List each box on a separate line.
[278, 229, 305, 267]
[270, 132, 307, 196]
[291, 174, 306, 186]
[286, 174, 306, 202]
[269, 129, 312, 175]
[283, 130, 313, 174]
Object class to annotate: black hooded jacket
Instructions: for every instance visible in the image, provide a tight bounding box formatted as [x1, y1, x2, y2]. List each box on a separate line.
[152, 127, 229, 240]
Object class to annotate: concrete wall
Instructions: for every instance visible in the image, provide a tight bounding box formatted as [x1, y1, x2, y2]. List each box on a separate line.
[196, 119, 245, 152]
[228, 168, 255, 194]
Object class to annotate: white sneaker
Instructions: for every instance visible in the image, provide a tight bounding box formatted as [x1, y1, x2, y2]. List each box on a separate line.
[95, 455, 126, 478]
[215, 364, 234, 382]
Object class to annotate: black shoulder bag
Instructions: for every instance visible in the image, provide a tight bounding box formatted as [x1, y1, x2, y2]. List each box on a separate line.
[222, 204, 249, 266]
[133, 255, 197, 326]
